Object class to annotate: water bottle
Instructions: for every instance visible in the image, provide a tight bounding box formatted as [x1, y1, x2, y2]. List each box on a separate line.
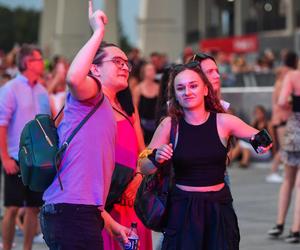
[123, 222, 139, 250]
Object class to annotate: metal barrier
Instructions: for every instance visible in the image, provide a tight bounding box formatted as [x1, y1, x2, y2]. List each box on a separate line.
[227, 72, 276, 87]
[221, 86, 273, 123]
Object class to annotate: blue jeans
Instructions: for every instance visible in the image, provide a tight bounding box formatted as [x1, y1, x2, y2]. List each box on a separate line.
[40, 203, 104, 250]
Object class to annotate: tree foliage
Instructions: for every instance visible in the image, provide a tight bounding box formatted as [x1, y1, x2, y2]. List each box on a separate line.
[0, 6, 40, 52]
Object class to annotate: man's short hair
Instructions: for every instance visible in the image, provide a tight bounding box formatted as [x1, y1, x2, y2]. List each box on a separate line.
[17, 44, 42, 72]
[189, 52, 216, 64]
[92, 42, 119, 65]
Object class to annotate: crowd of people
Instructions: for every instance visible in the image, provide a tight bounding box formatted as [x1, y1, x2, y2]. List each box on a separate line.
[0, 2, 298, 250]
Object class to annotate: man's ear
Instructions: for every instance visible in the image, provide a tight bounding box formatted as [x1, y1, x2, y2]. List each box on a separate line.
[204, 85, 208, 96]
[90, 64, 101, 77]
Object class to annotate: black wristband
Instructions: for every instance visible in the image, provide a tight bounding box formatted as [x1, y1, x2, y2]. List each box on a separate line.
[147, 149, 164, 168]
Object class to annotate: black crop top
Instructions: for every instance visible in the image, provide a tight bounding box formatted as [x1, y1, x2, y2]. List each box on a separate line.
[292, 95, 300, 112]
[173, 112, 227, 187]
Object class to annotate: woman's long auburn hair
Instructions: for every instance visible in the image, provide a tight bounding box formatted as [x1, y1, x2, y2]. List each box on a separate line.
[167, 64, 225, 121]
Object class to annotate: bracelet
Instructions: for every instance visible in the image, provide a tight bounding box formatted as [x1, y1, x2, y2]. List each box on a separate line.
[138, 148, 154, 160]
[138, 148, 164, 168]
[138, 148, 154, 169]
[135, 172, 144, 177]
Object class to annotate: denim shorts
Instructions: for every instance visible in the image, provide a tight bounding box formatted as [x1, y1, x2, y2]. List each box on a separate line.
[40, 203, 104, 250]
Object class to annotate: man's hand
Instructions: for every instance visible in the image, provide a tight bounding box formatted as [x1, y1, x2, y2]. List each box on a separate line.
[2, 157, 19, 175]
[89, 1, 108, 34]
[102, 210, 130, 245]
[101, 210, 130, 245]
[110, 222, 131, 247]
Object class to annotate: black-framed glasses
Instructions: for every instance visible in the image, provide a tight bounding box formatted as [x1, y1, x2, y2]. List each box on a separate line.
[102, 57, 132, 72]
[190, 52, 216, 63]
[28, 58, 44, 62]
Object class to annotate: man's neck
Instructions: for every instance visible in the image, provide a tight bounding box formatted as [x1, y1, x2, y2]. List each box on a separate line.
[22, 71, 38, 87]
[102, 85, 117, 105]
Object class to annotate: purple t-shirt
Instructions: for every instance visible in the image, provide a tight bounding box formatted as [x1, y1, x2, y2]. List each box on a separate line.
[43, 92, 116, 208]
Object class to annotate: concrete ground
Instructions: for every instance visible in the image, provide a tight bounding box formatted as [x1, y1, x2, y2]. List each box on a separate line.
[229, 162, 298, 250]
[1, 161, 299, 250]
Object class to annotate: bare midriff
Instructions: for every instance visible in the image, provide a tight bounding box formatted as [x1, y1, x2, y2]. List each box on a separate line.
[176, 182, 225, 192]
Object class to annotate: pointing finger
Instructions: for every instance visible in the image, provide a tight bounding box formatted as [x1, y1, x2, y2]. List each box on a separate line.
[89, 1, 93, 17]
[101, 12, 108, 24]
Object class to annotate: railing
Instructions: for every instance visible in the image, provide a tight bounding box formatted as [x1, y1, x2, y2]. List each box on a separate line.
[221, 77, 273, 122]
[223, 72, 276, 87]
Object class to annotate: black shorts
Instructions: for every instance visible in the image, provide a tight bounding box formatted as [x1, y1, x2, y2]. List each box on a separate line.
[4, 160, 43, 207]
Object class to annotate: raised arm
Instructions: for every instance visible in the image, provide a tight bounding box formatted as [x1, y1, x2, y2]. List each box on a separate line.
[66, 1, 108, 101]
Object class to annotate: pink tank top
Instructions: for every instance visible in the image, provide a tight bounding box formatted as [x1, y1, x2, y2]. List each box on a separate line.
[115, 118, 138, 170]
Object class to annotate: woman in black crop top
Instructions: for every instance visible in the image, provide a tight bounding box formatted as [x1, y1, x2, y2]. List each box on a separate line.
[140, 62, 272, 250]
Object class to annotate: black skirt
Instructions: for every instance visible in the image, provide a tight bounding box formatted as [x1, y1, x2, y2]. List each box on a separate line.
[162, 185, 240, 250]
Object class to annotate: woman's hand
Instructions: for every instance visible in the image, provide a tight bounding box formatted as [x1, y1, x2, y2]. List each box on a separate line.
[155, 143, 173, 164]
[257, 143, 273, 154]
[88, 1, 108, 34]
[120, 174, 143, 207]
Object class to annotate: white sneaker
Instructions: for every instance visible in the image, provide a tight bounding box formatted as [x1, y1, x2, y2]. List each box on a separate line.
[0, 242, 16, 249]
[266, 173, 283, 183]
[33, 233, 45, 244]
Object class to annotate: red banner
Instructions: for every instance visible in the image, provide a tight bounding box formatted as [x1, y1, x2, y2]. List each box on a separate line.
[200, 35, 258, 54]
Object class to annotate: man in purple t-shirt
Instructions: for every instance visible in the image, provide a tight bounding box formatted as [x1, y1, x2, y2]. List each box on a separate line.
[40, 3, 130, 250]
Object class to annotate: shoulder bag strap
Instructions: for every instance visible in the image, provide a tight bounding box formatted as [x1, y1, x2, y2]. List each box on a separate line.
[53, 105, 65, 122]
[161, 117, 178, 193]
[170, 117, 177, 147]
[65, 93, 105, 145]
[112, 107, 134, 128]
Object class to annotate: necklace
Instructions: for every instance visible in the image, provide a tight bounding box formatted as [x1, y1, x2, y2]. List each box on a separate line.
[185, 111, 210, 125]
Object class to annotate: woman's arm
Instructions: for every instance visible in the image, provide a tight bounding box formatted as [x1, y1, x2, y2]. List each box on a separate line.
[278, 72, 293, 108]
[139, 117, 173, 175]
[267, 121, 277, 155]
[218, 113, 272, 154]
[132, 107, 145, 153]
[132, 85, 141, 108]
[218, 113, 258, 139]
[118, 108, 145, 204]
